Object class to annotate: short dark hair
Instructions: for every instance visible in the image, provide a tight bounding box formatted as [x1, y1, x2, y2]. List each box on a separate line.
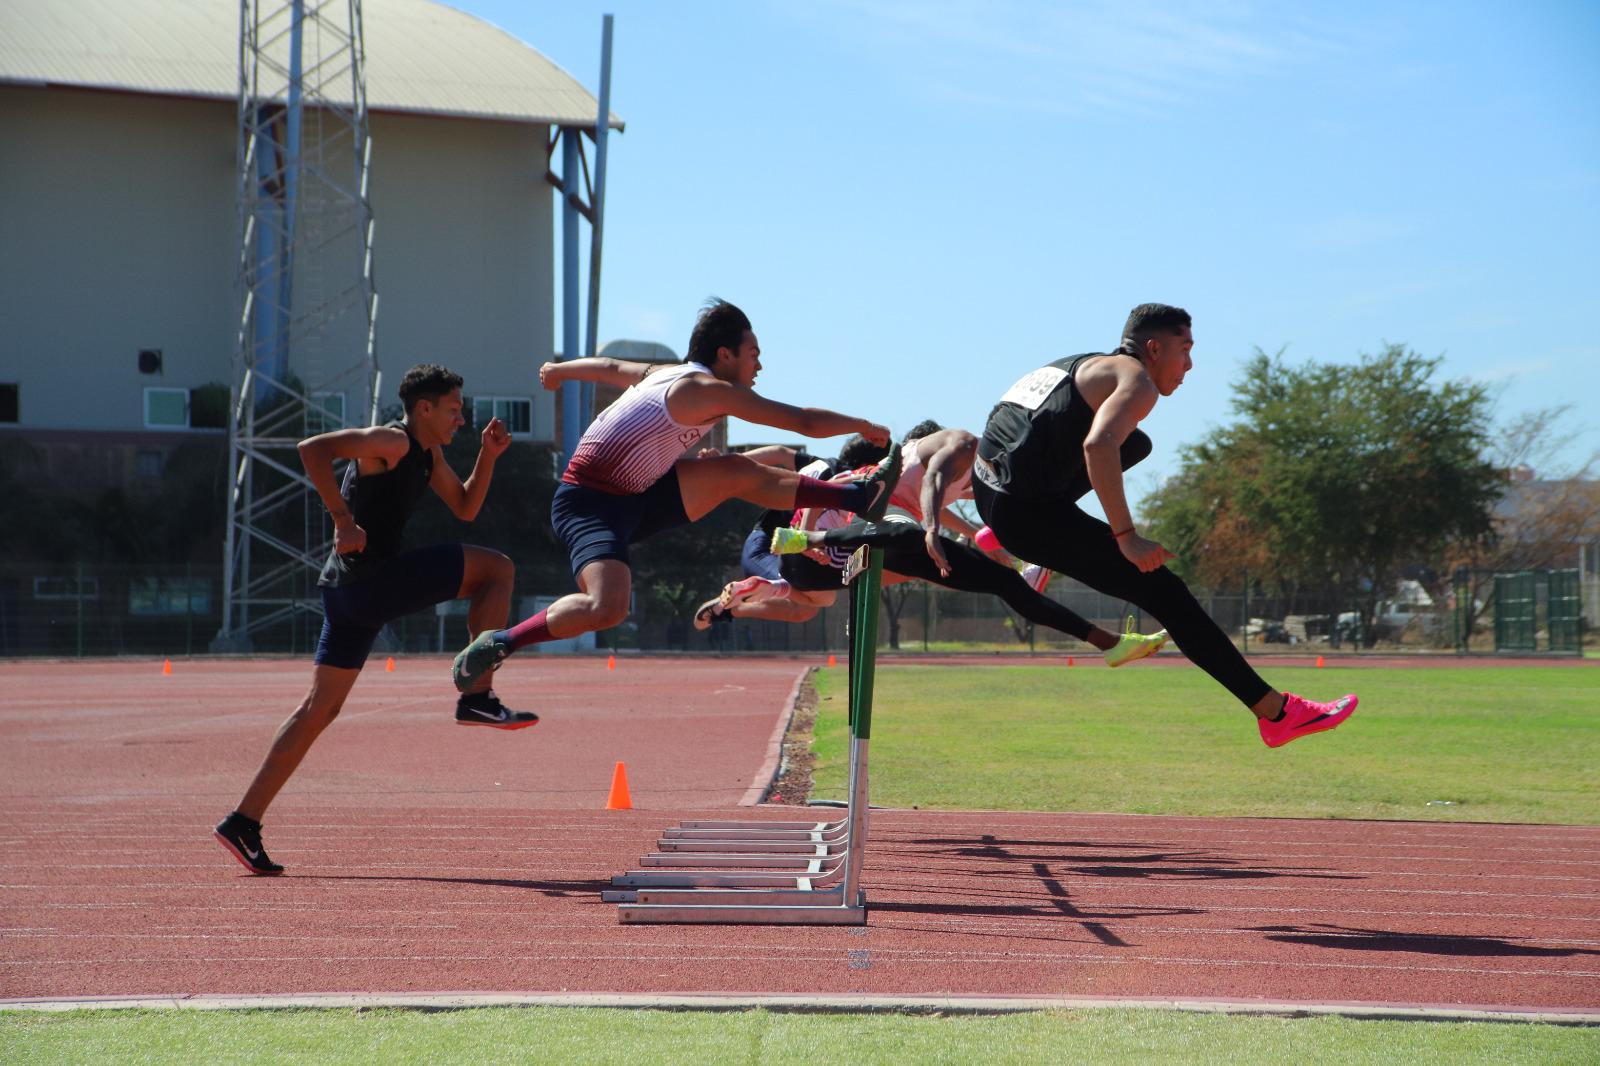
[1120, 303, 1191, 357]
[904, 419, 942, 443]
[685, 298, 753, 365]
[398, 363, 463, 413]
[836, 434, 889, 471]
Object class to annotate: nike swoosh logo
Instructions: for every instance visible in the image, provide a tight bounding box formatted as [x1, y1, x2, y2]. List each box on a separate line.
[465, 705, 508, 720]
[1298, 703, 1354, 728]
[244, 844, 261, 859]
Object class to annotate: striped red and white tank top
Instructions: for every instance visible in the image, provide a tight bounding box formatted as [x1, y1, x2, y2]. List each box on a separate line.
[888, 437, 974, 521]
[562, 361, 716, 494]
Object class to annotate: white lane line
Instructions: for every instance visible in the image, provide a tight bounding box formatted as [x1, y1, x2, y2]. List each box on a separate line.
[1, 951, 1596, 981]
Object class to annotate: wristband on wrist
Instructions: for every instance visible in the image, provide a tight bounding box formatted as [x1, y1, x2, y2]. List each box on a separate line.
[1112, 526, 1135, 539]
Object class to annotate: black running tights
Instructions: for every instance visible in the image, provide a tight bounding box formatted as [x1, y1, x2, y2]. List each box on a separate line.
[972, 434, 1273, 708]
[819, 520, 1095, 641]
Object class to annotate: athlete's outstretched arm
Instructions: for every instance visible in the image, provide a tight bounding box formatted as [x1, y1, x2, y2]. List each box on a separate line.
[668, 376, 889, 445]
[296, 425, 411, 555]
[538, 358, 658, 391]
[1083, 369, 1172, 573]
[915, 429, 978, 573]
[737, 445, 800, 470]
[428, 416, 511, 520]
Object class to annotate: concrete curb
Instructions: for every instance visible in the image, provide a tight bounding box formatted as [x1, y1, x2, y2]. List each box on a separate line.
[3, 992, 1597, 1025]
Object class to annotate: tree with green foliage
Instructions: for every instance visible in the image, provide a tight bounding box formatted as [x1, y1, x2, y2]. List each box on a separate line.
[1142, 344, 1502, 643]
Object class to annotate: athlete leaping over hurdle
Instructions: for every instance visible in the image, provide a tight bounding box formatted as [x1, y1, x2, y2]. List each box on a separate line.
[451, 298, 902, 693]
[705, 422, 1170, 667]
[972, 303, 1358, 747]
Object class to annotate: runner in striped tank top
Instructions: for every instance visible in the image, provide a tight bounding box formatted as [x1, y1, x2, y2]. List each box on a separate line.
[451, 298, 904, 698]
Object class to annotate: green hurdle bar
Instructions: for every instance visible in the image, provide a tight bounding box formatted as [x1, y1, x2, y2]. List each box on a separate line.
[607, 545, 882, 924]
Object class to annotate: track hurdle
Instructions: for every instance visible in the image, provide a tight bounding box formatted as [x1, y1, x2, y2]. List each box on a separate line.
[604, 545, 882, 924]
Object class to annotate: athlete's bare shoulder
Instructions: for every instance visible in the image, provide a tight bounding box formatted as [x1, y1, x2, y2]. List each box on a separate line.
[1075, 353, 1153, 410]
[664, 369, 741, 424]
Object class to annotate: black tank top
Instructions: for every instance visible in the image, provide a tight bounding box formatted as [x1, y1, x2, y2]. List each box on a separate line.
[317, 421, 435, 586]
[976, 352, 1110, 497]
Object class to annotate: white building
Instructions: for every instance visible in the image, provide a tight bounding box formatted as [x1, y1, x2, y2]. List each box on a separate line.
[0, 0, 620, 487]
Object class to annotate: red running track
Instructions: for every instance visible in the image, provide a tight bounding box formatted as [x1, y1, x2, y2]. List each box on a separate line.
[2, 656, 1597, 1014]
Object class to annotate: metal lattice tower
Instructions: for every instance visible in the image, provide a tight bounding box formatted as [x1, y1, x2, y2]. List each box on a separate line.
[215, 0, 379, 650]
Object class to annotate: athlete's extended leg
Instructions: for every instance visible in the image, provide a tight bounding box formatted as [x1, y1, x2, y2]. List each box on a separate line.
[987, 492, 1276, 707]
[455, 559, 632, 690]
[861, 524, 1113, 646]
[722, 590, 833, 623]
[232, 665, 361, 825]
[675, 447, 901, 524]
[978, 485, 1356, 741]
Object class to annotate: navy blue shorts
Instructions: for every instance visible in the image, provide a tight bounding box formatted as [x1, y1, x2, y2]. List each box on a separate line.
[315, 543, 465, 670]
[552, 468, 690, 579]
[741, 529, 840, 592]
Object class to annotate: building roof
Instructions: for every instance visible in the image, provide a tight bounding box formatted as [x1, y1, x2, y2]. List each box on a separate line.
[599, 339, 680, 364]
[0, 0, 623, 129]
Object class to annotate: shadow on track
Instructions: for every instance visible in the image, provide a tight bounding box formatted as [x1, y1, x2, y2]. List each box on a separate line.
[299, 873, 611, 896]
[1256, 924, 1600, 958]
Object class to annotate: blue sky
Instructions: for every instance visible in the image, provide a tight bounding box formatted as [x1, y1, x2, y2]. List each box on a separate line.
[453, 0, 1598, 513]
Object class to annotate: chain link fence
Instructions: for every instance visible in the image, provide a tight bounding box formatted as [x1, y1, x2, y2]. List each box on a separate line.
[9, 561, 1574, 659]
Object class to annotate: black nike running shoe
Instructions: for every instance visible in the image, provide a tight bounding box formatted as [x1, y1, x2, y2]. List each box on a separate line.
[213, 811, 284, 875]
[455, 689, 540, 730]
[856, 442, 903, 522]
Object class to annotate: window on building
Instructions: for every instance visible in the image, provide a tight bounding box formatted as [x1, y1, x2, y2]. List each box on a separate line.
[472, 395, 532, 436]
[144, 387, 189, 428]
[307, 391, 346, 435]
[0, 383, 17, 423]
[129, 576, 212, 616]
[188, 383, 229, 430]
[142, 386, 231, 430]
[33, 575, 99, 601]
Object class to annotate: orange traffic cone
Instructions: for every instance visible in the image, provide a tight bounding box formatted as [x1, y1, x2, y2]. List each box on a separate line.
[607, 654, 615, 671]
[606, 761, 632, 810]
[827, 654, 837, 667]
[1067, 656, 1074, 667]
[162, 658, 172, 675]
[1316, 655, 1325, 668]
[385, 656, 395, 672]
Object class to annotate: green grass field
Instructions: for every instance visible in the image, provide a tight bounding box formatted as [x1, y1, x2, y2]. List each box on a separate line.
[811, 665, 1600, 824]
[5, 1006, 1597, 1064]
[8, 663, 1596, 1061]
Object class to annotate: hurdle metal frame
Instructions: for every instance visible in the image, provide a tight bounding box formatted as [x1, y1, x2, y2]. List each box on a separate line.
[605, 546, 883, 924]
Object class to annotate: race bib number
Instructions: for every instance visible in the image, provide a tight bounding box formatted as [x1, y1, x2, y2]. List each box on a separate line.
[998, 366, 1067, 410]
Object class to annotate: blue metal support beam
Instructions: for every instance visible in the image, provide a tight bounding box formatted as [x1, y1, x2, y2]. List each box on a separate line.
[560, 127, 582, 463]
[581, 14, 615, 424]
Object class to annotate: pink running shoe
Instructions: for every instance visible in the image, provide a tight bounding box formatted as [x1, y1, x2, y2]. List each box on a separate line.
[1259, 692, 1359, 748]
[720, 575, 778, 611]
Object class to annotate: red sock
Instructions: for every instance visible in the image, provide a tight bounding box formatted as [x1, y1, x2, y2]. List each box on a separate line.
[793, 476, 874, 511]
[498, 610, 553, 653]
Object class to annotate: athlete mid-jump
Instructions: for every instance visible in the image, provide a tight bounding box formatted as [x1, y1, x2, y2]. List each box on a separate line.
[452, 298, 901, 694]
[973, 303, 1358, 748]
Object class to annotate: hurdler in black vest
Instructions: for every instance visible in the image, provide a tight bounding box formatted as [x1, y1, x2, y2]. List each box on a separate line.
[317, 421, 435, 587]
[977, 353, 1117, 498]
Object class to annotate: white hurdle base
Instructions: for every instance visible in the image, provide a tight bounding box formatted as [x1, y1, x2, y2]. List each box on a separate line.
[607, 546, 882, 925]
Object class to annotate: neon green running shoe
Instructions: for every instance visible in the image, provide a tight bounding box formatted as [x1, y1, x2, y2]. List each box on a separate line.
[770, 526, 811, 555]
[1104, 616, 1168, 668]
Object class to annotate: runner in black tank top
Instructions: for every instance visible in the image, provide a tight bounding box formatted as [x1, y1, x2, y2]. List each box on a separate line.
[213, 364, 532, 877]
[318, 420, 434, 587]
[973, 304, 1359, 750]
